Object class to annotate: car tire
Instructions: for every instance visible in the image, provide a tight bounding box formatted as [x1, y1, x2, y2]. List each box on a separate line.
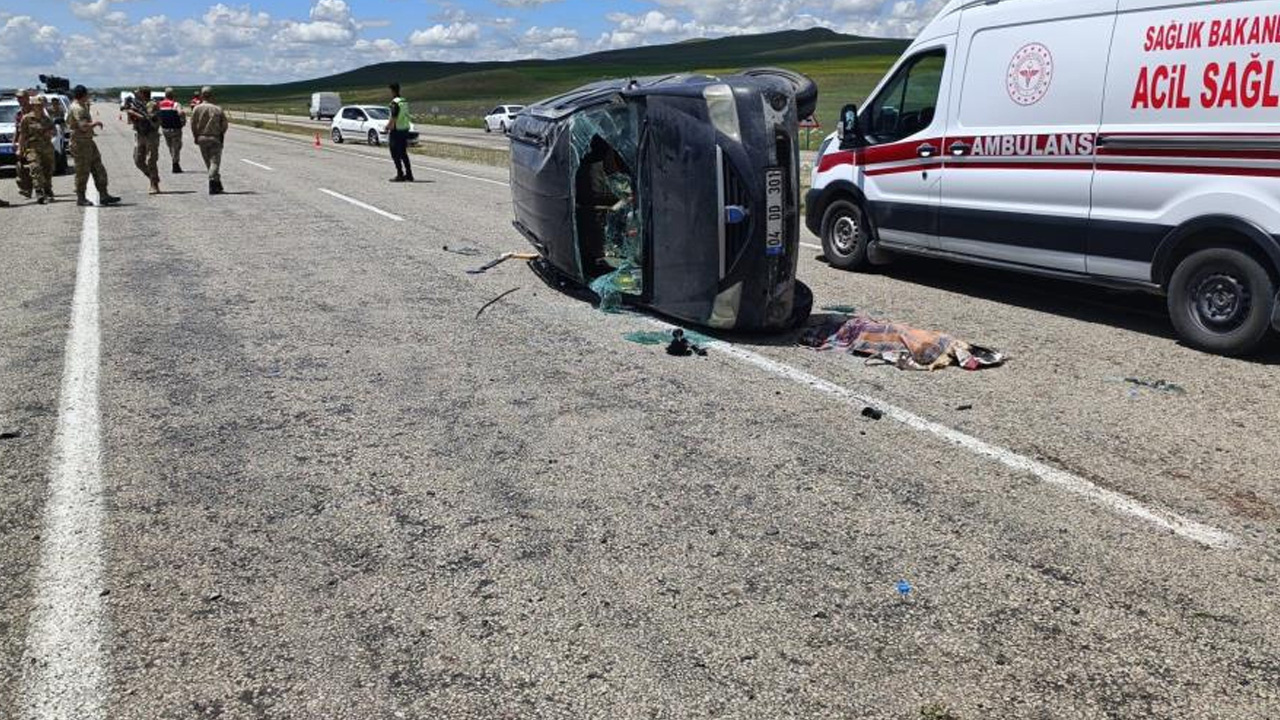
[500, 122, 508, 134]
[789, 281, 815, 329]
[368, 130, 380, 146]
[820, 198, 872, 271]
[484, 123, 492, 133]
[1167, 247, 1275, 356]
[741, 67, 819, 121]
[332, 128, 343, 144]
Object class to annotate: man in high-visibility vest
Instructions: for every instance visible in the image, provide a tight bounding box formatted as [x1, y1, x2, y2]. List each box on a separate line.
[385, 83, 414, 183]
[157, 87, 186, 174]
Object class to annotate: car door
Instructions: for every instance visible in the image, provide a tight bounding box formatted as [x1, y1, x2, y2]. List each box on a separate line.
[939, 0, 1115, 273]
[856, 43, 953, 250]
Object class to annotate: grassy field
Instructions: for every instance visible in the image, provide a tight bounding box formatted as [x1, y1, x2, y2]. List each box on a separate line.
[194, 28, 905, 135]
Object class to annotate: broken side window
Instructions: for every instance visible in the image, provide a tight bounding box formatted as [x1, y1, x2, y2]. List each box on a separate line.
[568, 100, 644, 311]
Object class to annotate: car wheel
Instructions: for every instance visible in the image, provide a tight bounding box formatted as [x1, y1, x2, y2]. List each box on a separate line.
[741, 67, 819, 121]
[500, 122, 508, 134]
[789, 281, 814, 329]
[368, 130, 380, 146]
[484, 122, 492, 133]
[1168, 247, 1275, 356]
[820, 199, 872, 271]
[331, 128, 343, 144]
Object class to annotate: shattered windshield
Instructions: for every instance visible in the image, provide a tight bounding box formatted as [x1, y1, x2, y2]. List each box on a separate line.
[568, 101, 644, 309]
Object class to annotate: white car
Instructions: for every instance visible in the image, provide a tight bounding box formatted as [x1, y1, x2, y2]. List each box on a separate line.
[0, 97, 69, 175]
[330, 105, 419, 146]
[483, 105, 524, 134]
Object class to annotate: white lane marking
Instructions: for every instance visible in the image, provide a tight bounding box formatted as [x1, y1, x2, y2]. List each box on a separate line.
[646, 319, 1237, 550]
[22, 186, 108, 719]
[318, 188, 404, 222]
[241, 159, 274, 171]
[232, 124, 509, 188]
[801, 242, 823, 252]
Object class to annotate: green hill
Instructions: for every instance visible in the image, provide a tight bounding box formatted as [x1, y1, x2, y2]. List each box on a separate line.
[213, 28, 909, 129]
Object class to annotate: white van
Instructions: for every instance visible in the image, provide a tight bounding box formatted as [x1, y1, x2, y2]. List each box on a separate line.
[807, 0, 1280, 356]
[310, 92, 341, 121]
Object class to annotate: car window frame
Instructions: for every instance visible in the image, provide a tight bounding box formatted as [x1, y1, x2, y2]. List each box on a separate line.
[860, 48, 947, 146]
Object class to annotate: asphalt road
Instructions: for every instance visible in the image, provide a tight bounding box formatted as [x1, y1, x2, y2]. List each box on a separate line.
[2, 115, 1279, 720]
[236, 111, 511, 152]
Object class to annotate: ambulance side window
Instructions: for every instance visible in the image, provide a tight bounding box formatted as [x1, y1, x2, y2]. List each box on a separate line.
[863, 51, 946, 145]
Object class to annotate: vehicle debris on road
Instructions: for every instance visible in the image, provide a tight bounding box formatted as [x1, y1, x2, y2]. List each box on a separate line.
[665, 329, 708, 357]
[1107, 376, 1188, 396]
[443, 244, 482, 257]
[475, 288, 520, 318]
[466, 251, 539, 275]
[801, 315, 1006, 371]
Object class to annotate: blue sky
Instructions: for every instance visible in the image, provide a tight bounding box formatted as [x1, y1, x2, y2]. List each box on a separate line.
[0, 0, 941, 86]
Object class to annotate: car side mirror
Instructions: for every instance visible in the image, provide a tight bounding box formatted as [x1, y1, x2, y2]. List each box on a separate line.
[838, 103, 862, 148]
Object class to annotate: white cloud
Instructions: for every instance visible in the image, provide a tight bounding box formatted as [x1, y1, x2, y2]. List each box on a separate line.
[275, 0, 358, 46]
[0, 15, 63, 66]
[408, 22, 481, 48]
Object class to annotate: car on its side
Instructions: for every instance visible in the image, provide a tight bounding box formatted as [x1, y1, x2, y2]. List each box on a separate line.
[483, 105, 524, 134]
[330, 105, 420, 146]
[509, 68, 817, 331]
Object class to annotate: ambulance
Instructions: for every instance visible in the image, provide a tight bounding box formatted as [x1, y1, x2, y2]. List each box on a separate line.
[806, 0, 1280, 356]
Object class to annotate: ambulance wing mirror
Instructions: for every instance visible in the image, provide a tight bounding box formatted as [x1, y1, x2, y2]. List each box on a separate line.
[837, 103, 862, 148]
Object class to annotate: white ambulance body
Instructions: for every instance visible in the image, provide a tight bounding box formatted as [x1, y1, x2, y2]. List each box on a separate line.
[807, 0, 1280, 356]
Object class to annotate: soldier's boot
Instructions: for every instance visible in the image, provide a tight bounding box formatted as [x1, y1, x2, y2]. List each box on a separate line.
[18, 189, 31, 199]
[100, 193, 121, 205]
[76, 194, 94, 207]
[0, 199, 9, 207]
[35, 193, 49, 205]
[173, 163, 183, 174]
[149, 179, 161, 195]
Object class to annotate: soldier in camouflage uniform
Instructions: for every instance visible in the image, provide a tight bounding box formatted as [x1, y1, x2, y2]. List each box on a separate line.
[13, 90, 34, 199]
[67, 85, 121, 207]
[127, 86, 162, 194]
[18, 95, 56, 205]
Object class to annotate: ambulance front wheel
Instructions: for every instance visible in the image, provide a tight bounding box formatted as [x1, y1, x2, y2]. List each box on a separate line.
[821, 199, 872, 271]
[1168, 247, 1275, 357]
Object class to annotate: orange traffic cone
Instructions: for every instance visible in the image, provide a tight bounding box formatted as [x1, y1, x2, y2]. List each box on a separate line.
[314, 132, 322, 148]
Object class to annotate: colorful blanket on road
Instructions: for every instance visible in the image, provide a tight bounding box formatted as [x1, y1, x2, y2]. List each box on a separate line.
[801, 316, 1006, 371]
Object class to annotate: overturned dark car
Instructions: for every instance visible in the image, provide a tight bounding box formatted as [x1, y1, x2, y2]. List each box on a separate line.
[508, 69, 817, 331]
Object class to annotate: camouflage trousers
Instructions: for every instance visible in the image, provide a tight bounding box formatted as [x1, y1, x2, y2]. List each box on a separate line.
[73, 140, 109, 198]
[15, 157, 32, 196]
[162, 128, 183, 166]
[23, 145, 55, 200]
[197, 137, 223, 183]
[134, 131, 160, 181]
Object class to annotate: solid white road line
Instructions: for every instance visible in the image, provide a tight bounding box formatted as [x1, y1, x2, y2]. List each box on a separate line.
[241, 158, 274, 171]
[318, 188, 404, 222]
[22, 187, 108, 719]
[647, 319, 1237, 550]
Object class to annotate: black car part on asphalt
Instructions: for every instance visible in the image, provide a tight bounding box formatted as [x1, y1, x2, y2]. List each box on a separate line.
[508, 68, 817, 332]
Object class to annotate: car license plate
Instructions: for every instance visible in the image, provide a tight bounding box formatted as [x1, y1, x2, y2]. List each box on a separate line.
[765, 168, 785, 256]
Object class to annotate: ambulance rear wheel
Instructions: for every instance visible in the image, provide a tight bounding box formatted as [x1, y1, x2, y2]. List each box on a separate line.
[821, 199, 871, 271]
[1168, 247, 1275, 357]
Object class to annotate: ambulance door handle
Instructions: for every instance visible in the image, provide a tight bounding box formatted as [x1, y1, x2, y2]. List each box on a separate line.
[916, 143, 938, 158]
[949, 141, 973, 157]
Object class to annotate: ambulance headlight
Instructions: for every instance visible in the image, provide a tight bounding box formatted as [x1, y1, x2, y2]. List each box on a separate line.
[703, 84, 741, 144]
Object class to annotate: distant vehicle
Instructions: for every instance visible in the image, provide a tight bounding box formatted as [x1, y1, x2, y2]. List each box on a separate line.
[0, 100, 18, 169]
[310, 92, 342, 121]
[509, 68, 818, 331]
[806, 0, 1280, 356]
[484, 105, 524, 134]
[330, 105, 419, 147]
[0, 95, 71, 175]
